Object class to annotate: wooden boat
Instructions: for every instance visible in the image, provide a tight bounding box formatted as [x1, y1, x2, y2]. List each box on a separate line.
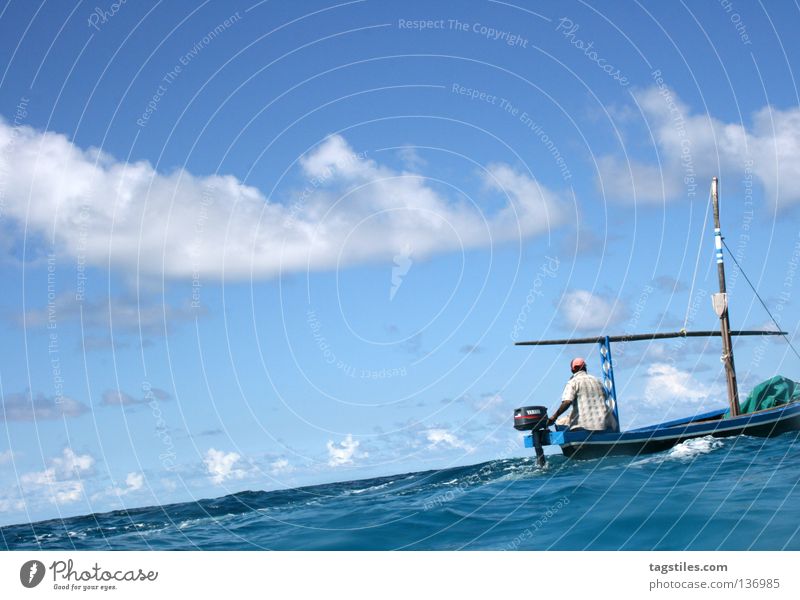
[513, 178, 800, 464]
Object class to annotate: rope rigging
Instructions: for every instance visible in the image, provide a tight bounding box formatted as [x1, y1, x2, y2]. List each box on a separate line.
[721, 238, 800, 364]
[683, 189, 713, 331]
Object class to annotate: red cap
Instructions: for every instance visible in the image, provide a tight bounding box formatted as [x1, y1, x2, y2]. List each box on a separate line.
[570, 357, 586, 372]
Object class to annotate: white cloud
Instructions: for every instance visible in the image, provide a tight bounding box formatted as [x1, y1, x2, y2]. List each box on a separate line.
[125, 472, 144, 492]
[0, 449, 13, 464]
[596, 155, 684, 203]
[20, 448, 95, 505]
[326, 434, 366, 467]
[484, 163, 566, 235]
[0, 496, 25, 512]
[204, 448, 246, 484]
[95, 471, 145, 501]
[0, 123, 566, 280]
[560, 289, 624, 331]
[643, 363, 721, 408]
[425, 428, 473, 452]
[1, 391, 88, 421]
[52, 448, 94, 473]
[397, 146, 427, 170]
[598, 86, 800, 207]
[269, 458, 294, 475]
[50, 481, 84, 504]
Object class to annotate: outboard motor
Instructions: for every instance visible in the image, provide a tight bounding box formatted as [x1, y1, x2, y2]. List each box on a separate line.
[513, 406, 549, 466]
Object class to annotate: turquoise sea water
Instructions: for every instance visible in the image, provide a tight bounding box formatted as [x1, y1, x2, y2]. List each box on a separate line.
[2, 433, 798, 550]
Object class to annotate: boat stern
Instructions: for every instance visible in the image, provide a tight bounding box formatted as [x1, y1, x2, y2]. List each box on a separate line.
[523, 429, 565, 448]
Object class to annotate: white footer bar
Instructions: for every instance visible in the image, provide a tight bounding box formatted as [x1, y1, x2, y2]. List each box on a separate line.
[1, 551, 797, 599]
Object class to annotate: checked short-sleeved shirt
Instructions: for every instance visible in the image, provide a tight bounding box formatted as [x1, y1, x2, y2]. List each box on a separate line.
[560, 370, 618, 431]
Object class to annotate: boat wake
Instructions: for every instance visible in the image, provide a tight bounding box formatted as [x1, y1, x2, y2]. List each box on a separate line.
[666, 435, 725, 459]
[630, 435, 725, 466]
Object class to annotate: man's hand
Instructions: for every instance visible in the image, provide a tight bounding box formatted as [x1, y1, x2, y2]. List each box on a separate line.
[548, 400, 571, 428]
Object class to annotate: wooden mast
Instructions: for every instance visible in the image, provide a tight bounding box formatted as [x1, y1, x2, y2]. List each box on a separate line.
[711, 177, 741, 416]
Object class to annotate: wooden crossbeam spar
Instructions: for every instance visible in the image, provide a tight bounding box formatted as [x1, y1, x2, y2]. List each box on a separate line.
[514, 330, 788, 346]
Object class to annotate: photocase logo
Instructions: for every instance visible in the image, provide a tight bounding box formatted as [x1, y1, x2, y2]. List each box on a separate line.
[20, 560, 45, 588]
[390, 244, 413, 300]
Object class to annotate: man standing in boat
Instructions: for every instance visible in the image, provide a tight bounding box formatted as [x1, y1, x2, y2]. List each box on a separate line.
[547, 358, 618, 431]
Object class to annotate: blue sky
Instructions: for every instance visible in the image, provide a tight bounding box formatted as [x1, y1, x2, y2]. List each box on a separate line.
[1, 0, 800, 526]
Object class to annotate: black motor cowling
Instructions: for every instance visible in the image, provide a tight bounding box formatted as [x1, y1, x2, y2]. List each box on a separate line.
[513, 405, 548, 431]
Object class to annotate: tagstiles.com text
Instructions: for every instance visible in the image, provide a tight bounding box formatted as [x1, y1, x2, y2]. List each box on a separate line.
[647, 562, 780, 592]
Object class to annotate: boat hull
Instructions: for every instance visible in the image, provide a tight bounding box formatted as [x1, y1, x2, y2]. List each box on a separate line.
[527, 401, 800, 460]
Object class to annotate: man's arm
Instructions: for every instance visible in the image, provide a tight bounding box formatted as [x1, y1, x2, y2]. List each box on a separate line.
[548, 380, 576, 426]
[547, 400, 571, 426]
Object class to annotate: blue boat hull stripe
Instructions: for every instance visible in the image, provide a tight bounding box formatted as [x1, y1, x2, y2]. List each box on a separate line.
[548, 402, 800, 448]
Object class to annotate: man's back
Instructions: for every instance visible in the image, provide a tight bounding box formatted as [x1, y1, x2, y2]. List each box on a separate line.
[561, 371, 617, 431]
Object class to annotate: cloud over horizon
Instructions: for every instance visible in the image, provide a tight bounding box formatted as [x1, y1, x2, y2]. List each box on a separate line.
[204, 448, 246, 485]
[326, 434, 365, 467]
[20, 448, 95, 505]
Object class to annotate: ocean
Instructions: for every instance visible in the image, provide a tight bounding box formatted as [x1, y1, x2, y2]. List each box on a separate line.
[2, 433, 798, 550]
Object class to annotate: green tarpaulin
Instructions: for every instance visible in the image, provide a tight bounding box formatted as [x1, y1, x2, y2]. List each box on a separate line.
[729, 375, 800, 416]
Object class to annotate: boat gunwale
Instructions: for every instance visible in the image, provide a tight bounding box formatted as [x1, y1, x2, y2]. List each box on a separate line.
[545, 400, 800, 448]
[626, 408, 727, 433]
